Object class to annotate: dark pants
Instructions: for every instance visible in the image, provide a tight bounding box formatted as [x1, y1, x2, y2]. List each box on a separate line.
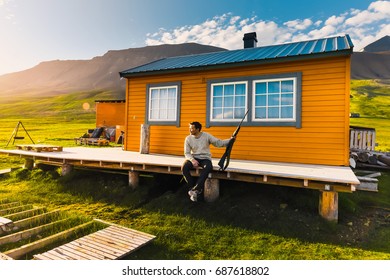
[181, 158, 213, 192]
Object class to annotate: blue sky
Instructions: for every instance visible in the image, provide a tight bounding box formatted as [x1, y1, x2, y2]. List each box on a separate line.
[0, 0, 389, 75]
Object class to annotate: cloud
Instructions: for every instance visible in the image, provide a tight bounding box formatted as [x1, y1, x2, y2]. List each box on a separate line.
[284, 19, 313, 30]
[345, 0, 390, 26]
[145, 1, 390, 51]
[325, 15, 345, 26]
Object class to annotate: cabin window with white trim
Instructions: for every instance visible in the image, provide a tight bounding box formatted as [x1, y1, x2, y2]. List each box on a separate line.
[253, 78, 296, 121]
[210, 81, 247, 121]
[148, 85, 178, 121]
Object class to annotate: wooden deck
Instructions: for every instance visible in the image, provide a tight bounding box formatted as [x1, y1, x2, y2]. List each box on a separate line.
[0, 147, 359, 193]
[33, 223, 155, 260]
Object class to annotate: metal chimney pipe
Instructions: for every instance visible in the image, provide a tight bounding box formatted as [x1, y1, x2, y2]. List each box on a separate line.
[243, 32, 257, 48]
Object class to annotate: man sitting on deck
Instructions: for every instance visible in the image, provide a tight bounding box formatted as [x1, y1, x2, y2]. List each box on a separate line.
[182, 121, 232, 202]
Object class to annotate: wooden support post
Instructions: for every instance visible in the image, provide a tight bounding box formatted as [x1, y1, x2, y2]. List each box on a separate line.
[318, 191, 338, 223]
[128, 170, 139, 189]
[61, 164, 73, 176]
[24, 158, 34, 170]
[204, 178, 219, 202]
[140, 124, 150, 154]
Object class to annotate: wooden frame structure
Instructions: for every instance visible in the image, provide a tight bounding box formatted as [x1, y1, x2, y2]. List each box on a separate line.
[0, 147, 360, 222]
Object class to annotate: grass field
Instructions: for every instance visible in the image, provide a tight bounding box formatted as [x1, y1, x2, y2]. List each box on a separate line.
[0, 80, 389, 260]
[350, 79, 390, 151]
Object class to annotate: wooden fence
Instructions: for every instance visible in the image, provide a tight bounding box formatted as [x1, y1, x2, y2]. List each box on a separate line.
[350, 126, 376, 151]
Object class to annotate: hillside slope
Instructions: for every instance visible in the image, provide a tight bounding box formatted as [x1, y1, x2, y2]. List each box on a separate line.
[0, 43, 225, 99]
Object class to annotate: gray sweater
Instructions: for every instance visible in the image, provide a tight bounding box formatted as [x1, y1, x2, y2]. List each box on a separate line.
[184, 132, 230, 161]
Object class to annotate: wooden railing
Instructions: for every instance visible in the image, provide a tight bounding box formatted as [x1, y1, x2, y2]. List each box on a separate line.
[350, 126, 376, 151]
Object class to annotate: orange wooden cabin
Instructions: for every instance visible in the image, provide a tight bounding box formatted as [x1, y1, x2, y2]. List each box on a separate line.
[119, 33, 354, 167]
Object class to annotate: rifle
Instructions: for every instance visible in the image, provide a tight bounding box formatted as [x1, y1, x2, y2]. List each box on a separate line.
[218, 109, 249, 171]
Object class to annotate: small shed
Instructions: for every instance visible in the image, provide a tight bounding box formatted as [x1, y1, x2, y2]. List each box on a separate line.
[95, 100, 126, 142]
[119, 33, 354, 167]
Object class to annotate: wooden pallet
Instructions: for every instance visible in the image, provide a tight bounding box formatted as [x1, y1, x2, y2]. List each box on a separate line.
[33, 223, 155, 260]
[87, 138, 109, 146]
[75, 138, 109, 146]
[16, 144, 63, 152]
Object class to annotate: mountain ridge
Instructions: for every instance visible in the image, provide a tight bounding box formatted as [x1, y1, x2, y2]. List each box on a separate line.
[351, 35, 390, 79]
[0, 36, 389, 99]
[0, 43, 226, 99]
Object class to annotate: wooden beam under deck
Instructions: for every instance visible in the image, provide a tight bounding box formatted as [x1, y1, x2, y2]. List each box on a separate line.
[0, 147, 359, 193]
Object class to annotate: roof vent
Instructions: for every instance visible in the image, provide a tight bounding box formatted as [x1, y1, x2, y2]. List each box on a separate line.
[243, 32, 257, 49]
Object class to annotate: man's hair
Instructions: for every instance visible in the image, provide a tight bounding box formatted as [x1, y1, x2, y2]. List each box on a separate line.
[190, 121, 202, 131]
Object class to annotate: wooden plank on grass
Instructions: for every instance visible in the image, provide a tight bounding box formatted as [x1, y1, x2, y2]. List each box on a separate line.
[33, 224, 155, 260]
[0, 218, 70, 245]
[13, 209, 61, 230]
[0, 168, 12, 175]
[0, 252, 13, 260]
[4, 207, 46, 221]
[0, 204, 33, 216]
[0, 201, 20, 209]
[4, 220, 95, 259]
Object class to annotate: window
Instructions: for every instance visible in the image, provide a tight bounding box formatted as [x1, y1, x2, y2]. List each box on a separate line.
[207, 73, 301, 128]
[210, 82, 247, 121]
[253, 78, 296, 122]
[146, 82, 181, 126]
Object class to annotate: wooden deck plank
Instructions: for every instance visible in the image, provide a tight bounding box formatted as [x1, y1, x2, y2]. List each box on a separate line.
[104, 223, 156, 239]
[33, 225, 155, 260]
[64, 242, 115, 260]
[78, 235, 127, 256]
[90, 232, 141, 253]
[42, 250, 69, 260]
[96, 226, 147, 243]
[0, 252, 13, 260]
[83, 231, 132, 253]
[56, 244, 104, 260]
[43, 229, 127, 259]
[71, 237, 122, 259]
[102, 226, 153, 245]
[33, 253, 52, 260]
[0, 147, 360, 188]
[100, 229, 150, 247]
[61, 236, 115, 260]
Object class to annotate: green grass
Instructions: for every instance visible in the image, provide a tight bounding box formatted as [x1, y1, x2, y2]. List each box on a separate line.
[0, 91, 101, 147]
[350, 79, 390, 151]
[0, 83, 390, 260]
[1, 169, 389, 259]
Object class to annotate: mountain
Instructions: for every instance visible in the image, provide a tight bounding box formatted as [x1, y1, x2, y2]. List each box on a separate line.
[0, 37, 389, 100]
[0, 43, 225, 99]
[362, 35, 390, 53]
[351, 35, 390, 79]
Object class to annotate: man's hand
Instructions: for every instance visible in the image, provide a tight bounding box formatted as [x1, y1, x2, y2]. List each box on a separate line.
[191, 159, 199, 168]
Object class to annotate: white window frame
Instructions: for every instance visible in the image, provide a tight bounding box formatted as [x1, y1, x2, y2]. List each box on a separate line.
[210, 81, 248, 122]
[148, 85, 179, 123]
[252, 77, 297, 122]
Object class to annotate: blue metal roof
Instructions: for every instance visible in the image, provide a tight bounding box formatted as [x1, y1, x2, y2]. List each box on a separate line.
[120, 34, 353, 77]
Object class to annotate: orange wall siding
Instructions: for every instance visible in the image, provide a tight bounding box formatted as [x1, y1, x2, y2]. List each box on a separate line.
[96, 102, 126, 127]
[124, 56, 351, 166]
